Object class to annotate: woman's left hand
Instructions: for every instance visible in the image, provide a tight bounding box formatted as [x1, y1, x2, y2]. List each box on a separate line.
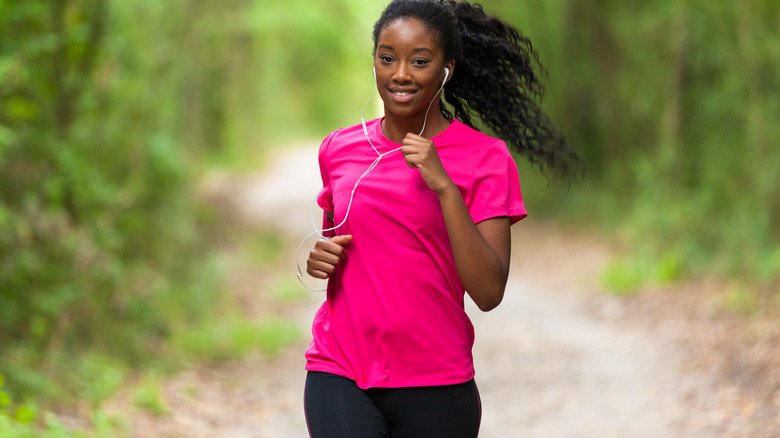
[401, 133, 453, 194]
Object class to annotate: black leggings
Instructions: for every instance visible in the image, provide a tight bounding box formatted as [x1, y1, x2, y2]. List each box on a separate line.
[304, 371, 481, 438]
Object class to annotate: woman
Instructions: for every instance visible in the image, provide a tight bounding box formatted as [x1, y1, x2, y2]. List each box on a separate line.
[303, 1, 582, 436]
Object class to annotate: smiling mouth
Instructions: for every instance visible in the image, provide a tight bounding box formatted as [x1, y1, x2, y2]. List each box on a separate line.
[391, 90, 418, 97]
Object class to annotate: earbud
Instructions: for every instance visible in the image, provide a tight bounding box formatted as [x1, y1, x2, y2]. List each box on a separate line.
[373, 66, 376, 79]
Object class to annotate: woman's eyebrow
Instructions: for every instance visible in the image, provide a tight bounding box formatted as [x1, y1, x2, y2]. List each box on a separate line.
[377, 44, 433, 54]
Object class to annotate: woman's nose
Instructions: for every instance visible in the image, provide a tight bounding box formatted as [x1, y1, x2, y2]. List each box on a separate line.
[393, 63, 411, 83]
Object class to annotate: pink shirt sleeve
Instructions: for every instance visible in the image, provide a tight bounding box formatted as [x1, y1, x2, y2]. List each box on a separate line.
[316, 130, 338, 213]
[465, 141, 527, 225]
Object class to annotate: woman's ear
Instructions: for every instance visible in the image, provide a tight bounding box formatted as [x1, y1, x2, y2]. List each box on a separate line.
[444, 60, 455, 83]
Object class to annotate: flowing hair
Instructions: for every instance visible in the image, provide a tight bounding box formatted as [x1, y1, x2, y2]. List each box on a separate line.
[373, 0, 585, 181]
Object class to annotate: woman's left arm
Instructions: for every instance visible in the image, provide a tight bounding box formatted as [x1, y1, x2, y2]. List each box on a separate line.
[402, 134, 511, 311]
[439, 190, 511, 311]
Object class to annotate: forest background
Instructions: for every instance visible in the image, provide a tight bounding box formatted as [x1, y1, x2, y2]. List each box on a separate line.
[0, 0, 778, 435]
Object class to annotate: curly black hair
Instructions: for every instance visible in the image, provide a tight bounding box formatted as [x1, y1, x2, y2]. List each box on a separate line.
[373, 0, 585, 181]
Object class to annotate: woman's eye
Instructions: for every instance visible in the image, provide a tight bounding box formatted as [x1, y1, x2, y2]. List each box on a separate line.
[412, 59, 429, 66]
[380, 56, 393, 63]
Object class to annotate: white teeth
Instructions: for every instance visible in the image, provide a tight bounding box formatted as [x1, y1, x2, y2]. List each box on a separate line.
[393, 91, 413, 96]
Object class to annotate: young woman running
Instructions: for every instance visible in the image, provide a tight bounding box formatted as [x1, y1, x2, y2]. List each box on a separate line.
[302, 1, 582, 436]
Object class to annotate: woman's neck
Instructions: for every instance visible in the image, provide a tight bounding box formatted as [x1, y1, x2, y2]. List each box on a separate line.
[381, 106, 450, 143]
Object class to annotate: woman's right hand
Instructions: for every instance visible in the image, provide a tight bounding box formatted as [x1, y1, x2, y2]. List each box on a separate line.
[306, 235, 353, 279]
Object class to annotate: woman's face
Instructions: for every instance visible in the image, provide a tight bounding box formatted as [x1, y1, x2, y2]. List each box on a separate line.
[374, 17, 453, 119]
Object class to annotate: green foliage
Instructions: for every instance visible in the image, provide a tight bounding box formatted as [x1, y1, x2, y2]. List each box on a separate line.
[173, 316, 300, 363]
[271, 277, 309, 302]
[1, 349, 128, 407]
[600, 260, 645, 296]
[600, 251, 682, 296]
[489, 0, 780, 287]
[247, 0, 385, 146]
[0, 0, 353, 430]
[0, 0, 233, 408]
[132, 377, 168, 416]
[0, 374, 120, 437]
[186, 0, 390, 169]
[73, 355, 127, 407]
[245, 231, 286, 267]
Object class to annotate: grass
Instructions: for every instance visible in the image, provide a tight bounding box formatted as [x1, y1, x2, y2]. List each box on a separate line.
[132, 377, 168, 416]
[172, 315, 301, 363]
[599, 251, 683, 296]
[0, 374, 122, 437]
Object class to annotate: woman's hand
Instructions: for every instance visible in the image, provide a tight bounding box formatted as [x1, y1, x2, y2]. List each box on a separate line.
[306, 235, 353, 279]
[401, 133, 454, 194]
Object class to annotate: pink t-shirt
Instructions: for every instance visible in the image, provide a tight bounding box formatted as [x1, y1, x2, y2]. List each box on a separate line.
[305, 118, 526, 389]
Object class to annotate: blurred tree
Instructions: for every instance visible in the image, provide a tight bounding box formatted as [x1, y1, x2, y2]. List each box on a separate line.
[484, 0, 779, 282]
[0, 0, 237, 398]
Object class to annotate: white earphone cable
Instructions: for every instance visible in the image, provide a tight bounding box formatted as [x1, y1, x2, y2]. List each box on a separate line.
[296, 69, 448, 291]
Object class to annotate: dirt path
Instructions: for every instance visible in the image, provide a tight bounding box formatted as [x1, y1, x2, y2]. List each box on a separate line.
[469, 226, 711, 438]
[112, 145, 777, 437]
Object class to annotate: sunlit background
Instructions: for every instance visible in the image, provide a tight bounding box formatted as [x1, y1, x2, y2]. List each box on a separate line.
[1, 0, 778, 435]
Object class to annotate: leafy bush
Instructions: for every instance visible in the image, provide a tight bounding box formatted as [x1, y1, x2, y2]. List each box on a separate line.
[490, 0, 780, 287]
[1, 0, 339, 413]
[0, 0, 227, 400]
